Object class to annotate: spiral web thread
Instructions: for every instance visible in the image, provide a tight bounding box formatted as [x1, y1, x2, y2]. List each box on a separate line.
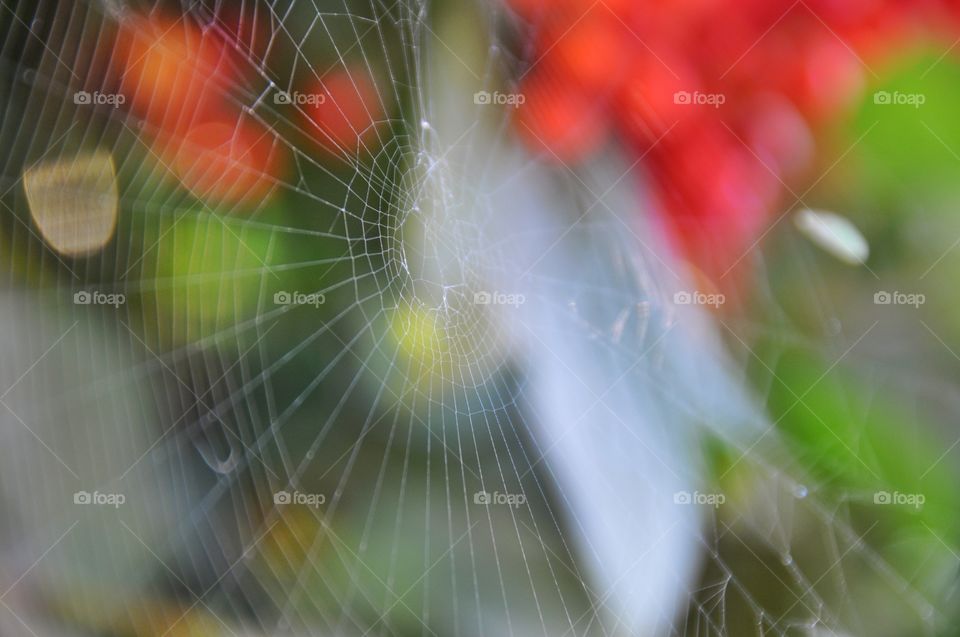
[0, 1, 955, 636]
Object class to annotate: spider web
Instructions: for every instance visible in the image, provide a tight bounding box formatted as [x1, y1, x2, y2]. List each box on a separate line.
[0, 0, 956, 636]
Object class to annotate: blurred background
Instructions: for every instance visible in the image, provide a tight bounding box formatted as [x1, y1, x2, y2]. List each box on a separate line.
[1, 0, 960, 635]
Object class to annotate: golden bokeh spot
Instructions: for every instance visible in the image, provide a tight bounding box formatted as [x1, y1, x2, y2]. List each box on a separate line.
[23, 150, 119, 257]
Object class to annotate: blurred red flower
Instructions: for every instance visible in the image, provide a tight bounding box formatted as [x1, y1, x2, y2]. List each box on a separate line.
[509, 0, 960, 277]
